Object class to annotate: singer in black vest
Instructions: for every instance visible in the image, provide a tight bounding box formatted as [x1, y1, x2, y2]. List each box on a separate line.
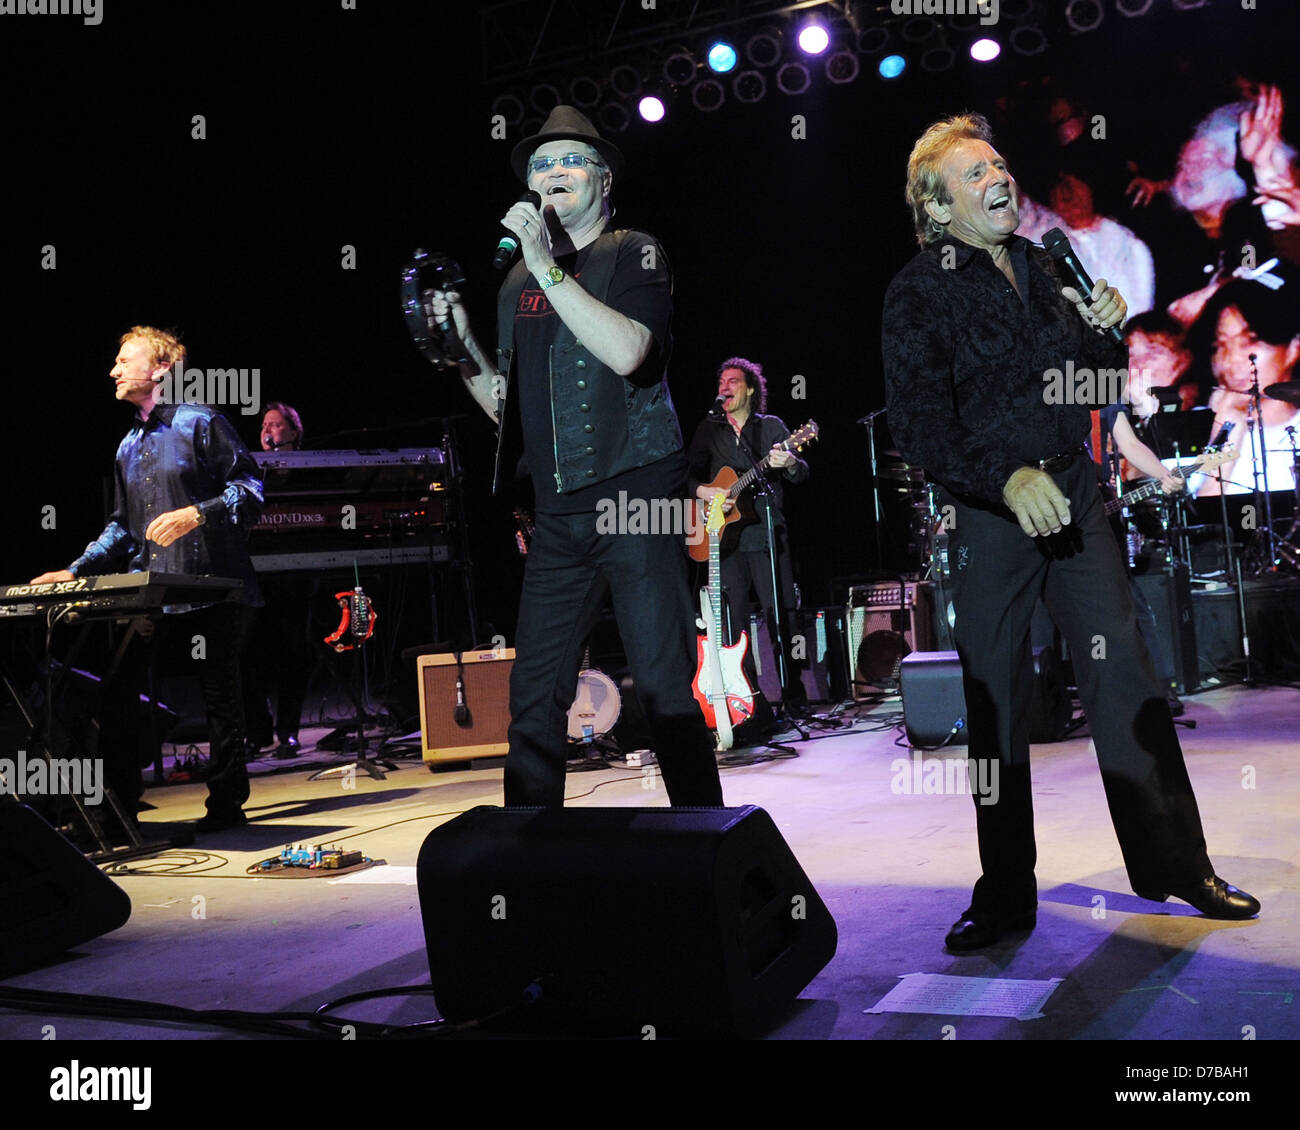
[427, 106, 722, 807]
[881, 114, 1259, 951]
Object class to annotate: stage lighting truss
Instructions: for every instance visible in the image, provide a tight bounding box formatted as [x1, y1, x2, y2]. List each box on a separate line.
[1065, 0, 1105, 33]
[776, 61, 812, 96]
[568, 75, 602, 110]
[746, 25, 783, 69]
[733, 68, 768, 104]
[692, 78, 726, 112]
[825, 49, 860, 85]
[491, 92, 525, 128]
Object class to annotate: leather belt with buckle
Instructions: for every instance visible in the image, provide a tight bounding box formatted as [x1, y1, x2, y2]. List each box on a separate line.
[1036, 442, 1089, 473]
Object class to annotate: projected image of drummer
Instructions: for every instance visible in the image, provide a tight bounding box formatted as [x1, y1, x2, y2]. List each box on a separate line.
[1189, 275, 1300, 497]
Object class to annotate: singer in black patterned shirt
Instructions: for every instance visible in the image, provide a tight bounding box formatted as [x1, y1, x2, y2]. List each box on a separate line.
[881, 114, 1259, 951]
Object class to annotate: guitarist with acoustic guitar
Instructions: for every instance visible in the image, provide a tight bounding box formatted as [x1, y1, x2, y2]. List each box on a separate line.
[686, 357, 812, 732]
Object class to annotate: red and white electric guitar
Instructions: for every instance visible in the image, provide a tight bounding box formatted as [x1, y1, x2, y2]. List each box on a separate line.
[1103, 446, 1237, 515]
[691, 494, 755, 751]
[686, 421, 819, 562]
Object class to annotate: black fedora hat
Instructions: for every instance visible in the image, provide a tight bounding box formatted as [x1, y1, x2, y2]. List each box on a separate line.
[510, 105, 625, 183]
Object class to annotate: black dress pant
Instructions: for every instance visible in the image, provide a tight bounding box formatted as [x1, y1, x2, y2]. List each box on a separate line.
[721, 532, 806, 704]
[102, 602, 253, 819]
[943, 458, 1213, 915]
[506, 509, 723, 807]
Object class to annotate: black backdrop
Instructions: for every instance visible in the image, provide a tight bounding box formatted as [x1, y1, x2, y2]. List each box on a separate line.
[3, 0, 1295, 644]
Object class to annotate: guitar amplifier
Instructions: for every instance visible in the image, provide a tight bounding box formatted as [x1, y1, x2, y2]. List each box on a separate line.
[846, 581, 937, 693]
[417, 649, 514, 766]
[750, 607, 853, 704]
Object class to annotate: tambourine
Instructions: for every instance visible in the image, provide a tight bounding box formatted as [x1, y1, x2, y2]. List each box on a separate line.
[324, 588, 377, 653]
[400, 249, 479, 375]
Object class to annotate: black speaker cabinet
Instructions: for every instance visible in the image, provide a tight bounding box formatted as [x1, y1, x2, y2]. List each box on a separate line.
[417, 649, 514, 767]
[750, 606, 852, 704]
[417, 805, 838, 1038]
[0, 802, 132, 977]
[900, 647, 1071, 747]
[1134, 565, 1200, 694]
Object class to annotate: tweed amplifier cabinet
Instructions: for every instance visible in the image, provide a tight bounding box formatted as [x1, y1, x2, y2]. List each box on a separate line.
[846, 581, 939, 693]
[417, 649, 514, 767]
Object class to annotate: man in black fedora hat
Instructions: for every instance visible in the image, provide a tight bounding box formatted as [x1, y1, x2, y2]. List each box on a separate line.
[428, 105, 724, 808]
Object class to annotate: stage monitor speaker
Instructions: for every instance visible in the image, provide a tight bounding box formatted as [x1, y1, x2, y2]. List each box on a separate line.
[417, 649, 514, 767]
[417, 805, 838, 1038]
[0, 802, 132, 977]
[899, 647, 1071, 747]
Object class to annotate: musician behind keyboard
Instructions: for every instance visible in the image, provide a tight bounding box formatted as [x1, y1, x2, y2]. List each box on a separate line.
[28, 326, 264, 836]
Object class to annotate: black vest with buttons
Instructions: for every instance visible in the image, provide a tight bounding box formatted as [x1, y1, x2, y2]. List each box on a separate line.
[492, 228, 683, 497]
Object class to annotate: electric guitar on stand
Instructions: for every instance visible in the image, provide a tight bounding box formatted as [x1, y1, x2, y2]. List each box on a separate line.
[686, 421, 819, 562]
[691, 494, 755, 751]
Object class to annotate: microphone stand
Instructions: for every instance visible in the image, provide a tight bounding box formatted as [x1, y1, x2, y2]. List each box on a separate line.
[732, 427, 807, 738]
[1216, 457, 1255, 687]
[858, 408, 888, 573]
[1246, 355, 1277, 572]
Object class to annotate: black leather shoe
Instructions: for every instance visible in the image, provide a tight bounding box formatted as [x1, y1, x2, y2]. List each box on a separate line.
[272, 735, 301, 760]
[1141, 876, 1260, 919]
[1166, 691, 1185, 718]
[944, 909, 1036, 952]
[195, 809, 247, 833]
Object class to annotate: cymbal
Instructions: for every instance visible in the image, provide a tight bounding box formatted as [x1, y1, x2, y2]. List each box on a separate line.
[1264, 380, 1300, 405]
[877, 464, 926, 483]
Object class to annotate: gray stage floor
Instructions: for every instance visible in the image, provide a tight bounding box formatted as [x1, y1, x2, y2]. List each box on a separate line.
[2, 683, 1297, 1047]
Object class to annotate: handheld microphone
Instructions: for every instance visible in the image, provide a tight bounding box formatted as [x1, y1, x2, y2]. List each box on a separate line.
[708, 395, 726, 417]
[492, 190, 543, 270]
[1042, 227, 1125, 347]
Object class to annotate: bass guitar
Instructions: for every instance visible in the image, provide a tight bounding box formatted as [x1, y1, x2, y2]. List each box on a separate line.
[687, 420, 819, 562]
[691, 494, 755, 751]
[1103, 446, 1236, 515]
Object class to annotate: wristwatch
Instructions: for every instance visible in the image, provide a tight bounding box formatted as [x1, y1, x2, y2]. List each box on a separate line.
[538, 265, 565, 290]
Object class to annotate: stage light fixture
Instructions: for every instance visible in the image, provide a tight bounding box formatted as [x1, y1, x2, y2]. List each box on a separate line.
[733, 68, 768, 104]
[609, 64, 643, 99]
[776, 62, 811, 96]
[1116, 0, 1153, 14]
[796, 21, 830, 56]
[529, 83, 561, 114]
[826, 50, 860, 85]
[663, 50, 697, 86]
[878, 54, 906, 80]
[858, 26, 890, 55]
[707, 41, 738, 73]
[970, 38, 1001, 62]
[746, 26, 783, 68]
[568, 76, 602, 109]
[597, 102, 631, 134]
[638, 94, 666, 123]
[901, 17, 937, 44]
[1010, 25, 1047, 55]
[1065, 0, 1104, 32]
[491, 92, 525, 128]
[692, 78, 726, 112]
[921, 46, 955, 73]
